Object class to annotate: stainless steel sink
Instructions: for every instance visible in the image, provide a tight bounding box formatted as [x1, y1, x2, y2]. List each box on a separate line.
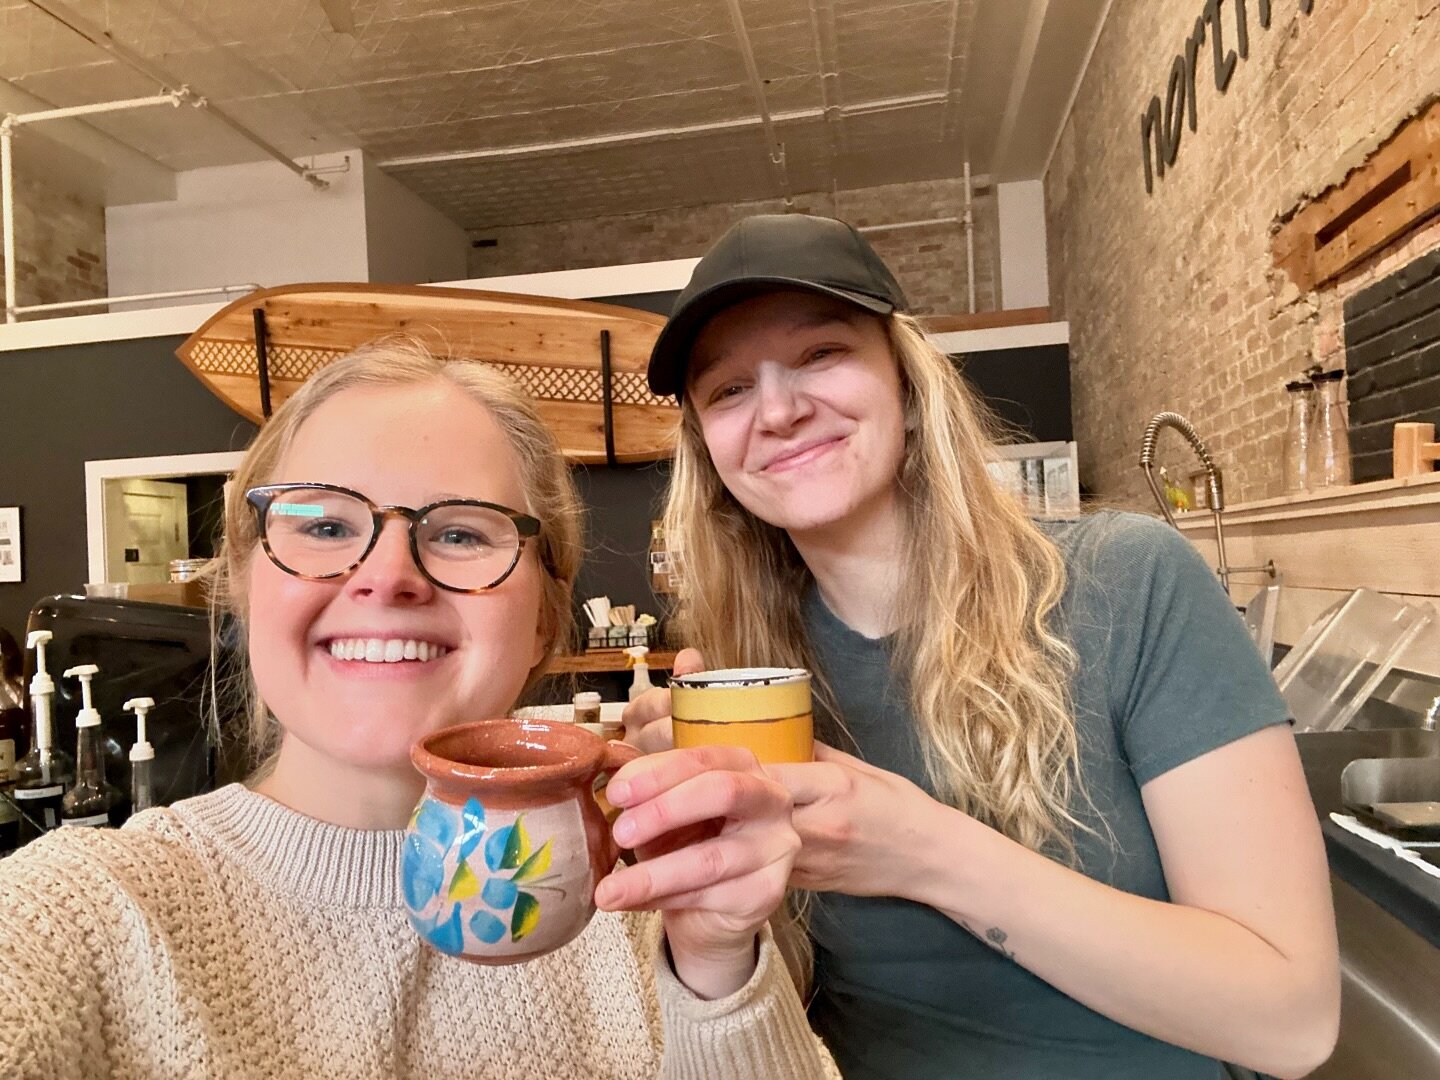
[1290, 666, 1440, 1080]
[1293, 667, 1440, 818]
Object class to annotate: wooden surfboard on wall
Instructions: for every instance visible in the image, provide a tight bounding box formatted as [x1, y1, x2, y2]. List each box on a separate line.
[175, 283, 678, 464]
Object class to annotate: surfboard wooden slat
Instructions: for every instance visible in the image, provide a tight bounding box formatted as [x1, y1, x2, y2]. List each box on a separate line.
[176, 283, 678, 463]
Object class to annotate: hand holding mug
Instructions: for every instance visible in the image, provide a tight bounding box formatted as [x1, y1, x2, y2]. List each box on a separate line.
[594, 746, 800, 999]
[621, 647, 706, 754]
[766, 742, 941, 898]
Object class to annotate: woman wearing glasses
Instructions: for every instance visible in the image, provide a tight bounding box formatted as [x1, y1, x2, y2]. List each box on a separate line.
[0, 341, 830, 1079]
[625, 215, 1339, 1080]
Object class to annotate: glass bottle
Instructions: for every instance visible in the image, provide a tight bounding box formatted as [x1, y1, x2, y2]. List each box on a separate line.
[1309, 369, 1351, 488]
[59, 665, 115, 829]
[13, 632, 73, 842]
[1282, 380, 1316, 493]
[125, 697, 156, 815]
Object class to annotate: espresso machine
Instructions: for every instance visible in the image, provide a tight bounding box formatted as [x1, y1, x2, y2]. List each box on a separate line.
[20, 594, 240, 817]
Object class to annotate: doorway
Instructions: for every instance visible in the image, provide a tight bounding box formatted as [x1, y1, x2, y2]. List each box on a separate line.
[85, 452, 246, 587]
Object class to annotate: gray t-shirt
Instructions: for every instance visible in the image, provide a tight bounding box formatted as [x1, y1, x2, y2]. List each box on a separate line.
[803, 511, 1290, 1080]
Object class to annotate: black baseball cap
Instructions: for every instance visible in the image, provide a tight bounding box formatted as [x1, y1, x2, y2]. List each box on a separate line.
[646, 214, 909, 397]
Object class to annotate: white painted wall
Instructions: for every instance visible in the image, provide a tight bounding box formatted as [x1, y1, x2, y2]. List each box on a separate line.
[996, 180, 1050, 310]
[104, 151, 369, 308]
[363, 157, 468, 285]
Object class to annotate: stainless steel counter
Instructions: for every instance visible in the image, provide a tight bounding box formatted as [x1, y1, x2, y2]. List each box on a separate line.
[1294, 683, 1440, 1080]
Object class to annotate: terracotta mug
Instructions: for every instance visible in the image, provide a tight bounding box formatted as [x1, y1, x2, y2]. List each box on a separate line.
[403, 719, 640, 964]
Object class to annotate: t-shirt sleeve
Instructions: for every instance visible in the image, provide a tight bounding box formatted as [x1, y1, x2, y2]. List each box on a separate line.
[1094, 513, 1291, 787]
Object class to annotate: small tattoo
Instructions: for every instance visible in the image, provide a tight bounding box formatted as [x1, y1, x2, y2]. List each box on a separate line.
[984, 927, 1015, 960]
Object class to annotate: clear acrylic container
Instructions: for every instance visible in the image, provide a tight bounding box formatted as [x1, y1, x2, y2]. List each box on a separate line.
[1274, 589, 1434, 734]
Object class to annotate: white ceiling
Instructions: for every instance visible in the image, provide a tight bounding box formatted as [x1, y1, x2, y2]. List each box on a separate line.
[0, 0, 1109, 228]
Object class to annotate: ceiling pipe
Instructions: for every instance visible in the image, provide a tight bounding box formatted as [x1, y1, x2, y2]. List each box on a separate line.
[6, 89, 197, 127]
[938, 0, 969, 143]
[723, 0, 794, 210]
[806, 0, 845, 159]
[23, 0, 328, 190]
[379, 92, 950, 169]
[856, 216, 962, 234]
[3, 87, 200, 322]
[963, 159, 977, 314]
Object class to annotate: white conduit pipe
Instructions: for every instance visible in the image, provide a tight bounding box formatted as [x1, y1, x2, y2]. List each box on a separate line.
[15, 283, 262, 316]
[24, 0, 325, 190]
[963, 159, 977, 314]
[857, 217, 962, 235]
[8, 90, 189, 127]
[2, 87, 234, 322]
[2, 122, 15, 323]
[723, 0, 793, 208]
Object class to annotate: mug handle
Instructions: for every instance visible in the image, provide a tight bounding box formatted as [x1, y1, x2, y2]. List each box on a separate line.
[594, 740, 642, 868]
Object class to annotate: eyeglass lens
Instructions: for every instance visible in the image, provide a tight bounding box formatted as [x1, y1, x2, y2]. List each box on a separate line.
[262, 487, 524, 590]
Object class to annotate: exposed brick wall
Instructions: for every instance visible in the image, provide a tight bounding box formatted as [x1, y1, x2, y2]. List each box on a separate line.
[1046, 0, 1440, 507]
[0, 159, 107, 319]
[466, 177, 1002, 318]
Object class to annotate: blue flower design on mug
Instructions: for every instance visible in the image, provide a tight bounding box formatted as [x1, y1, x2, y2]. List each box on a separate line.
[403, 795, 561, 955]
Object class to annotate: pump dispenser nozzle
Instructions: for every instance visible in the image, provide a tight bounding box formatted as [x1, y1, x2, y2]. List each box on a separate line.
[123, 698, 155, 762]
[26, 630, 54, 698]
[62, 664, 102, 729]
[124, 696, 156, 814]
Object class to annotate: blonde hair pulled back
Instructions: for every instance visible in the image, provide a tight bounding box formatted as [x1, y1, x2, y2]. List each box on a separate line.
[208, 338, 583, 772]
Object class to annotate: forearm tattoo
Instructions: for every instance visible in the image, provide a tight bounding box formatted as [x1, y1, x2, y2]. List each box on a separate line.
[957, 919, 1017, 960]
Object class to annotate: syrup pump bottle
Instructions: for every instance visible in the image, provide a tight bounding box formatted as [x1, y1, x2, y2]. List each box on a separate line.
[123, 697, 156, 815]
[13, 631, 74, 840]
[59, 665, 118, 829]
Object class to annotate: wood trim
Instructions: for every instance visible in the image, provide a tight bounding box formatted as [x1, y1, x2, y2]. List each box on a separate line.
[1273, 98, 1440, 291]
[1171, 474, 1440, 670]
[920, 307, 1052, 334]
[548, 650, 677, 674]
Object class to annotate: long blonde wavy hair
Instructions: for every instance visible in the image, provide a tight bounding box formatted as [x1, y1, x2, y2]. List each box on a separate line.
[207, 338, 583, 774]
[666, 312, 1084, 857]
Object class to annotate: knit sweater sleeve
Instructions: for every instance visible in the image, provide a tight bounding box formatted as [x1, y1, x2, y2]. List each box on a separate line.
[0, 830, 151, 1080]
[650, 921, 840, 1079]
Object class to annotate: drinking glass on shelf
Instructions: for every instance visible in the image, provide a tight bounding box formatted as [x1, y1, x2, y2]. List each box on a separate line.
[1309, 369, 1351, 488]
[1282, 379, 1315, 493]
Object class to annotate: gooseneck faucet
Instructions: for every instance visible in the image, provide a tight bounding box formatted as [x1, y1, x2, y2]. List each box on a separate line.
[1140, 412, 1231, 588]
[1140, 411, 1274, 592]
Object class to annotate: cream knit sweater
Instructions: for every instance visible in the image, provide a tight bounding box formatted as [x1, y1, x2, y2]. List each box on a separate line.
[0, 784, 834, 1079]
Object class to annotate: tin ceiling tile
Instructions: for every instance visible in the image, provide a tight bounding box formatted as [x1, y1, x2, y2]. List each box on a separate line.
[0, 0, 1100, 228]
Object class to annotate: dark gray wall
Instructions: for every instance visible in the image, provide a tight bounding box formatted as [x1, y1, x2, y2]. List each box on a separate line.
[0, 335, 257, 641]
[0, 298, 1072, 652]
[0, 326, 676, 648]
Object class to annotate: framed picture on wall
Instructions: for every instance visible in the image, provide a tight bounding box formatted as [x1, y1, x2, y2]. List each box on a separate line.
[0, 507, 21, 583]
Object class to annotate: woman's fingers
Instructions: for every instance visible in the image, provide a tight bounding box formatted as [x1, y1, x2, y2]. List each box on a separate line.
[607, 745, 764, 808]
[621, 687, 672, 746]
[611, 765, 788, 849]
[596, 831, 797, 911]
[670, 647, 707, 677]
[764, 758, 851, 806]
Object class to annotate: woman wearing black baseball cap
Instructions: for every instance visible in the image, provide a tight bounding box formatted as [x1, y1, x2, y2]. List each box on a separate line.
[628, 214, 1338, 1080]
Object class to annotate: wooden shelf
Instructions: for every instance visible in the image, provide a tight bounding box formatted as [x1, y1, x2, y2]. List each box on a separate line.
[549, 649, 678, 674]
[1170, 471, 1440, 675]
